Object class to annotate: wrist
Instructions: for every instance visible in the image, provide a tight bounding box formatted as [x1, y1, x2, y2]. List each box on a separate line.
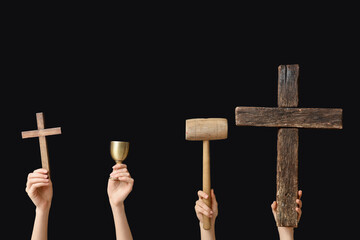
[199, 221, 216, 231]
[277, 227, 294, 240]
[109, 195, 126, 209]
[110, 201, 125, 211]
[199, 221, 216, 240]
[35, 205, 51, 215]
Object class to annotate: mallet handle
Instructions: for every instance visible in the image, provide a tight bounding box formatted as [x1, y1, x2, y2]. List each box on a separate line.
[203, 140, 211, 230]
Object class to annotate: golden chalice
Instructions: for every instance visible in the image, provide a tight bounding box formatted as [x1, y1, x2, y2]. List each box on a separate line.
[110, 141, 129, 163]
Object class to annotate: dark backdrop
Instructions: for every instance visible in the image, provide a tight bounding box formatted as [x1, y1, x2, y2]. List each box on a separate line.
[2, 7, 358, 239]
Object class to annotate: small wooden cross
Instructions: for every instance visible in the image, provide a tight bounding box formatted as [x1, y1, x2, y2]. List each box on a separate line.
[21, 112, 62, 177]
[235, 64, 343, 227]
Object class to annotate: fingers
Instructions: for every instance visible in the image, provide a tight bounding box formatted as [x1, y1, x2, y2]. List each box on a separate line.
[27, 169, 49, 182]
[296, 203, 302, 222]
[197, 190, 209, 200]
[110, 171, 131, 178]
[110, 164, 134, 183]
[197, 189, 217, 202]
[271, 201, 277, 221]
[296, 198, 302, 209]
[33, 168, 49, 174]
[118, 176, 134, 184]
[195, 199, 213, 218]
[271, 190, 302, 210]
[271, 191, 302, 223]
[210, 189, 218, 211]
[26, 169, 50, 193]
[210, 189, 217, 202]
[111, 172, 134, 184]
[298, 190, 302, 200]
[26, 176, 50, 188]
[112, 163, 127, 170]
[296, 190, 303, 222]
[195, 190, 216, 219]
[110, 164, 129, 175]
[271, 201, 277, 211]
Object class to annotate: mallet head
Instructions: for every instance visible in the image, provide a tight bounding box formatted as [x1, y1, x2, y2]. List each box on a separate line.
[185, 118, 228, 141]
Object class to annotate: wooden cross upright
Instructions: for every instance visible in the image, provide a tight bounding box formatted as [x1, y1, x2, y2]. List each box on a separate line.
[235, 64, 343, 227]
[21, 112, 62, 177]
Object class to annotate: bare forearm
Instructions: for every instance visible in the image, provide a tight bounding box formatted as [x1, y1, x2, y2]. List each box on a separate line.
[199, 222, 216, 240]
[111, 204, 133, 240]
[278, 227, 294, 240]
[31, 208, 50, 240]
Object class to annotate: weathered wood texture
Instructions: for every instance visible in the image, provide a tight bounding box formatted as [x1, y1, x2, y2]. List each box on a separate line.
[276, 128, 298, 227]
[235, 64, 343, 227]
[278, 64, 299, 107]
[235, 107, 343, 129]
[277, 64, 299, 227]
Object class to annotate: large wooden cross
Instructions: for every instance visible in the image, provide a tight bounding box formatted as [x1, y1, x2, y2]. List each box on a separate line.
[21, 112, 62, 177]
[235, 64, 343, 227]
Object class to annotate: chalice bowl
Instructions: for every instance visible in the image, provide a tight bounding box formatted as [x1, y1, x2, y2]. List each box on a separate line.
[110, 141, 129, 163]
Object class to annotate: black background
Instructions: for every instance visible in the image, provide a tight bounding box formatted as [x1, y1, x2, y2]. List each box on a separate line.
[2, 5, 358, 239]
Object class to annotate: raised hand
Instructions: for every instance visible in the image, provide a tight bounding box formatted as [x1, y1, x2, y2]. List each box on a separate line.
[271, 190, 303, 224]
[271, 190, 303, 240]
[195, 189, 218, 226]
[25, 168, 52, 211]
[107, 163, 134, 207]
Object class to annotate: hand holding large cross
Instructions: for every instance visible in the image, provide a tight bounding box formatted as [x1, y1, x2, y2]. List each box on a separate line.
[235, 64, 343, 227]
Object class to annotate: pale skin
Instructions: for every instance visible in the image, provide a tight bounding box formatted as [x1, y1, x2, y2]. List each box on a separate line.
[271, 190, 303, 240]
[26, 169, 52, 240]
[26, 165, 300, 240]
[26, 164, 134, 240]
[194, 189, 218, 240]
[107, 163, 134, 240]
[194, 189, 302, 240]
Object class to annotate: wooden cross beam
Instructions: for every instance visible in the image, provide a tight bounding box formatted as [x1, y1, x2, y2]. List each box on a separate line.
[235, 64, 343, 227]
[21, 112, 62, 177]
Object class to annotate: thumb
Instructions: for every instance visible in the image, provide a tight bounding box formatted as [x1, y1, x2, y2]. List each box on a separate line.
[211, 189, 217, 208]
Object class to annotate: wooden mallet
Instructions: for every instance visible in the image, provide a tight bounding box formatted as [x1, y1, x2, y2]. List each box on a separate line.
[185, 118, 228, 230]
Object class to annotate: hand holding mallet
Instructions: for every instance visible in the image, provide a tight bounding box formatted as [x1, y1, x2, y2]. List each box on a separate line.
[186, 118, 228, 230]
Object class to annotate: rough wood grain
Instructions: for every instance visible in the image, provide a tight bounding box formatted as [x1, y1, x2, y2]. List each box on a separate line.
[234, 64, 343, 227]
[277, 64, 299, 227]
[235, 107, 343, 129]
[276, 128, 298, 227]
[278, 64, 299, 107]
